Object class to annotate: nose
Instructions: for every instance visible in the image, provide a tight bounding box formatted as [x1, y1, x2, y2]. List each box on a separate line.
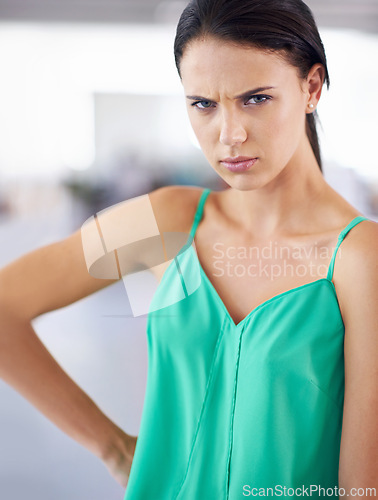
[219, 109, 248, 146]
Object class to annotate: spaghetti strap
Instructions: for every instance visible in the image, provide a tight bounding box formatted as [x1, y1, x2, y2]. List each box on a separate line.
[326, 215, 371, 281]
[189, 188, 211, 238]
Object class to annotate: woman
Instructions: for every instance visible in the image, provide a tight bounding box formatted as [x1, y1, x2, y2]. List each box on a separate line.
[0, 0, 377, 498]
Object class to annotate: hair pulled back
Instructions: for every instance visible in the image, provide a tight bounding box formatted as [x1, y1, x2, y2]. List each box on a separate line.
[174, 0, 330, 171]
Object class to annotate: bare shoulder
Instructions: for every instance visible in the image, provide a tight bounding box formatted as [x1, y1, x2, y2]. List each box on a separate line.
[334, 217, 378, 325]
[336, 217, 378, 268]
[80, 184, 205, 276]
[148, 184, 206, 233]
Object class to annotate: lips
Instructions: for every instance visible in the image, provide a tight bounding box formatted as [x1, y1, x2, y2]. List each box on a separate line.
[221, 156, 257, 163]
[220, 156, 258, 173]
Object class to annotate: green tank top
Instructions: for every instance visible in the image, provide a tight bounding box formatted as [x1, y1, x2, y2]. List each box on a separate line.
[124, 188, 371, 499]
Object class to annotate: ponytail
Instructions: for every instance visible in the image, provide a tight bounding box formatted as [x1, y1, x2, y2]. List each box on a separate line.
[306, 111, 322, 172]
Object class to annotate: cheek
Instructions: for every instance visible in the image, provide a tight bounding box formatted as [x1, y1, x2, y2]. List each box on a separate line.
[263, 103, 304, 149]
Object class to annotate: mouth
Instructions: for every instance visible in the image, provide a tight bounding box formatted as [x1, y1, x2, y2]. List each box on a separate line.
[220, 156, 258, 173]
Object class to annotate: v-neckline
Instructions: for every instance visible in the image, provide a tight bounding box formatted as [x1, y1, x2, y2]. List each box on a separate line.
[193, 248, 337, 328]
[187, 188, 367, 329]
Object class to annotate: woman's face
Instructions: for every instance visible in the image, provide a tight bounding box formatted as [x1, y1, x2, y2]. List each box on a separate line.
[180, 37, 316, 191]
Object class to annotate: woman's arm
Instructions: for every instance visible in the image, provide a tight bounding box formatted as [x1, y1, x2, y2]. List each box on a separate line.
[336, 220, 378, 496]
[0, 227, 137, 486]
[0, 184, 196, 487]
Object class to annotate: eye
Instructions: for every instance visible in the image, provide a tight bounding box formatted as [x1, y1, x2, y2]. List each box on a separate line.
[191, 100, 215, 110]
[246, 95, 271, 105]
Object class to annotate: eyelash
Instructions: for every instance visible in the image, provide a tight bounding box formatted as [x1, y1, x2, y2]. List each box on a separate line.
[191, 94, 272, 110]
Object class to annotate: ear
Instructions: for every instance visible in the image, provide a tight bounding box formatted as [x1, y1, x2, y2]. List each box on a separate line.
[305, 63, 326, 113]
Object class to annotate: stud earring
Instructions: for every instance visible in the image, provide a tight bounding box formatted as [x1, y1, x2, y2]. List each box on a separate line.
[309, 103, 314, 109]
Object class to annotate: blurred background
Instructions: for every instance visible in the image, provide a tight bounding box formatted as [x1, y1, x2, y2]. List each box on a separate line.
[0, 1, 377, 499]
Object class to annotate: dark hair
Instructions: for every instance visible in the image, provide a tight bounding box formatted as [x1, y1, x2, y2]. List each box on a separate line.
[174, 0, 330, 172]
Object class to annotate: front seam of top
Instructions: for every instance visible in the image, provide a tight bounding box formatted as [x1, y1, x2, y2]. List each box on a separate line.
[225, 323, 246, 498]
[173, 313, 228, 500]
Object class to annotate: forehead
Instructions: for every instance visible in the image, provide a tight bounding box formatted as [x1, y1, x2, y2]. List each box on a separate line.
[180, 37, 300, 94]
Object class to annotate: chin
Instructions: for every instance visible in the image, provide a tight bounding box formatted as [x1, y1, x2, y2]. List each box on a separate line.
[218, 177, 261, 192]
[218, 170, 268, 191]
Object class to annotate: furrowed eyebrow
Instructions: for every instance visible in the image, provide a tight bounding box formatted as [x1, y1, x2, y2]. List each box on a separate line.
[235, 86, 276, 99]
[186, 95, 214, 101]
[186, 86, 276, 102]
